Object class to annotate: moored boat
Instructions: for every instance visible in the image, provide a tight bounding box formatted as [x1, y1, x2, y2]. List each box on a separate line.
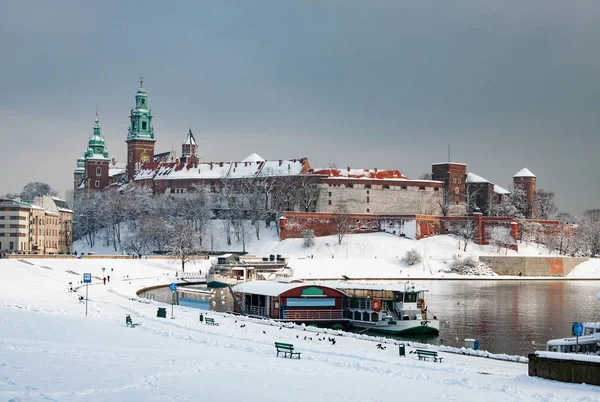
[546, 322, 600, 354]
[327, 281, 440, 335]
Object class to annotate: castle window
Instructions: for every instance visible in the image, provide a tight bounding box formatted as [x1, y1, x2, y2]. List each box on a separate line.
[141, 99, 145, 106]
[367, 197, 370, 203]
[142, 121, 147, 130]
[367, 209, 370, 213]
[419, 186, 425, 190]
[95, 181, 100, 188]
[365, 184, 371, 189]
[401, 186, 407, 190]
[434, 187, 439, 191]
[366, 190, 370, 194]
[347, 183, 353, 188]
[458, 178, 461, 184]
[452, 178, 456, 184]
[328, 192, 332, 197]
[96, 167, 101, 176]
[328, 200, 332, 205]
[383, 185, 390, 189]
[455, 187, 460, 194]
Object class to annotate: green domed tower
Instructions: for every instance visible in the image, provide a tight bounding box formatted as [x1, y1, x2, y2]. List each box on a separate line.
[126, 77, 156, 180]
[81, 111, 111, 191]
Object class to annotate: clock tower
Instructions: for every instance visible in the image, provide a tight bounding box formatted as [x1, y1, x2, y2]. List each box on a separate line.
[126, 77, 156, 180]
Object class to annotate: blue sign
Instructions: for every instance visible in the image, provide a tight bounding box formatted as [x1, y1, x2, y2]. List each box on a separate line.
[83, 273, 92, 283]
[573, 322, 584, 336]
[169, 283, 177, 291]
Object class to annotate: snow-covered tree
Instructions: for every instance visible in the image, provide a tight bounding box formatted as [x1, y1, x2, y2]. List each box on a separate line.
[302, 229, 315, 248]
[437, 188, 452, 217]
[454, 220, 476, 252]
[533, 189, 557, 220]
[578, 209, 600, 257]
[488, 226, 515, 254]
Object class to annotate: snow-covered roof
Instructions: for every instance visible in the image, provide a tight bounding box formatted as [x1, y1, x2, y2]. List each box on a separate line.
[109, 168, 126, 178]
[241, 153, 265, 163]
[232, 281, 313, 296]
[493, 184, 511, 195]
[432, 162, 467, 166]
[310, 168, 408, 180]
[317, 281, 429, 293]
[57, 207, 74, 214]
[513, 167, 536, 178]
[466, 172, 490, 184]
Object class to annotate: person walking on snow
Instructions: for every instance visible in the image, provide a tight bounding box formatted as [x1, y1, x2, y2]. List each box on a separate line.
[107, 275, 110, 283]
[103, 277, 106, 285]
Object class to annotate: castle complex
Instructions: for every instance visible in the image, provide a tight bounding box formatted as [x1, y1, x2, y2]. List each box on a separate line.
[74, 80, 537, 220]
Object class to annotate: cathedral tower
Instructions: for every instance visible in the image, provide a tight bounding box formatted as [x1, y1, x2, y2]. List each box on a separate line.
[126, 77, 156, 180]
[83, 111, 110, 191]
[181, 127, 199, 164]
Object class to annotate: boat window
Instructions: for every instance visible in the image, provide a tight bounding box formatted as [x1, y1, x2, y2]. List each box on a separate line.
[585, 328, 594, 336]
[404, 293, 417, 303]
[395, 293, 403, 302]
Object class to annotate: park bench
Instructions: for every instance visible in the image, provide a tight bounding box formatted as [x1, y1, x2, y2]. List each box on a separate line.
[274, 342, 301, 359]
[416, 349, 442, 363]
[125, 314, 139, 328]
[205, 317, 219, 326]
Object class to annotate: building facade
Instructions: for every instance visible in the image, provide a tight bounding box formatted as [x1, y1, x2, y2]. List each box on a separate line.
[0, 198, 73, 255]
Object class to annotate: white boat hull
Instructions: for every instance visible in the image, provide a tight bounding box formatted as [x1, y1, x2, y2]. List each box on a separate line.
[350, 318, 440, 335]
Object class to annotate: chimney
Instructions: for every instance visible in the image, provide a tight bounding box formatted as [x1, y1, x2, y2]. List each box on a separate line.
[210, 162, 213, 170]
[374, 167, 378, 173]
[347, 166, 351, 172]
[235, 162, 238, 168]
[219, 162, 223, 167]
[279, 160, 283, 166]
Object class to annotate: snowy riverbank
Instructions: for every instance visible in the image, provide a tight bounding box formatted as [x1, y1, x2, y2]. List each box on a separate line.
[1, 257, 599, 401]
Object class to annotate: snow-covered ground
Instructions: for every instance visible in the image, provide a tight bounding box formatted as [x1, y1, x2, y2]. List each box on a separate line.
[75, 229, 600, 279]
[1, 257, 599, 401]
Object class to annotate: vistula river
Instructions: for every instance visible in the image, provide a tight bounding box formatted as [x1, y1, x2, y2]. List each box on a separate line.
[141, 280, 600, 357]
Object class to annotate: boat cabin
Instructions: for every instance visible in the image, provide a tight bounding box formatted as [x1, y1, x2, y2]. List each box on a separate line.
[336, 283, 430, 323]
[232, 280, 346, 323]
[546, 322, 600, 354]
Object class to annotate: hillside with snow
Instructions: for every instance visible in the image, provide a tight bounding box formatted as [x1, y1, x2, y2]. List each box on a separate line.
[73, 224, 600, 279]
[1, 257, 599, 401]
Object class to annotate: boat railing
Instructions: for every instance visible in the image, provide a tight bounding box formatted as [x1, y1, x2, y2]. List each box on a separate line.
[245, 305, 267, 317]
[283, 309, 343, 321]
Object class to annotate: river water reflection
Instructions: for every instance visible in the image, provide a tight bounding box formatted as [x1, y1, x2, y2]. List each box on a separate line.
[410, 280, 600, 356]
[141, 280, 600, 357]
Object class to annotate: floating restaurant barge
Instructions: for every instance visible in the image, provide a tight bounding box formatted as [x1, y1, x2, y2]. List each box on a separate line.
[232, 281, 346, 322]
[231, 280, 440, 335]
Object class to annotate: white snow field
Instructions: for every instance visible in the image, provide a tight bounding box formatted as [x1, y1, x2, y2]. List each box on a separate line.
[1, 257, 600, 401]
[74, 231, 600, 279]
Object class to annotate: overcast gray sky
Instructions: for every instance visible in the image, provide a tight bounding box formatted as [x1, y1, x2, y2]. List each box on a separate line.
[1, 1, 598, 215]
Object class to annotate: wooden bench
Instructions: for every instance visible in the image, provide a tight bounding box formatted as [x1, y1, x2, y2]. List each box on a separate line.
[274, 342, 301, 359]
[205, 317, 219, 326]
[416, 349, 442, 362]
[125, 314, 139, 328]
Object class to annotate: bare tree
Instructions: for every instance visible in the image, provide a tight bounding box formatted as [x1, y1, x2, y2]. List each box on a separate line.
[533, 189, 557, 220]
[332, 204, 352, 245]
[437, 188, 452, 217]
[297, 174, 319, 212]
[170, 221, 200, 272]
[21, 182, 58, 202]
[402, 249, 422, 265]
[417, 172, 432, 180]
[455, 220, 476, 251]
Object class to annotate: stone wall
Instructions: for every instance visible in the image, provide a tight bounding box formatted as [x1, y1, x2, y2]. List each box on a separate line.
[479, 256, 588, 276]
[528, 354, 600, 386]
[314, 181, 443, 215]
